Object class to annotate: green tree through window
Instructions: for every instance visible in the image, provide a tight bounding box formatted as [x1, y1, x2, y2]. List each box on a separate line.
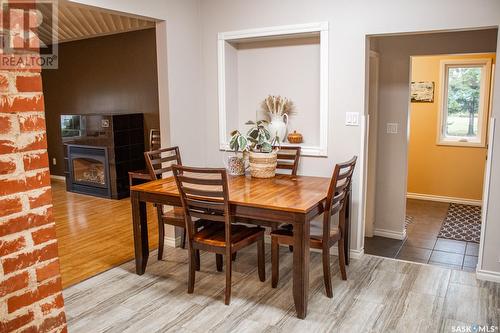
[446, 66, 482, 137]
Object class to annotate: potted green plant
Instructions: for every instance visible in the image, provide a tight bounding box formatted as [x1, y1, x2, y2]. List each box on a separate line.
[229, 120, 279, 178]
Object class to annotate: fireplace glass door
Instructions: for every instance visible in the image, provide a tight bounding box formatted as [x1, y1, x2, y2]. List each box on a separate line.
[67, 145, 110, 197]
[72, 157, 106, 187]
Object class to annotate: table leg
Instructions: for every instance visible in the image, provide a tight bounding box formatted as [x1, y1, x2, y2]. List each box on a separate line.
[293, 219, 310, 319]
[131, 191, 149, 275]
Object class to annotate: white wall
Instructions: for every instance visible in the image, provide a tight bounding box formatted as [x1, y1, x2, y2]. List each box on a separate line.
[234, 37, 320, 146]
[198, 0, 500, 259]
[373, 30, 498, 238]
[71, 0, 500, 276]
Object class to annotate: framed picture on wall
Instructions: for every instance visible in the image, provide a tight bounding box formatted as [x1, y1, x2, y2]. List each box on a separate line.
[411, 81, 434, 103]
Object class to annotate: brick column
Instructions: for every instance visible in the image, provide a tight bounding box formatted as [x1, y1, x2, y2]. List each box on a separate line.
[0, 1, 67, 332]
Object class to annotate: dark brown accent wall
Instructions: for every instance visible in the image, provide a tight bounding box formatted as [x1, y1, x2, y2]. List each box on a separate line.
[42, 28, 160, 176]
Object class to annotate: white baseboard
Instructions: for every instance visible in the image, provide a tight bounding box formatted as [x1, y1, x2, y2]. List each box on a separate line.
[406, 192, 482, 206]
[165, 236, 182, 248]
[50, 175, 66, 181]
[373, 228, 407, 240]
[476, 269, 500, 283]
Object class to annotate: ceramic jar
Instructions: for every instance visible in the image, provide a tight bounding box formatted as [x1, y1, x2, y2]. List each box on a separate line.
[268, 114, 288, 142]
[287, 130, 303, 144]
[225, 155, 246, 176]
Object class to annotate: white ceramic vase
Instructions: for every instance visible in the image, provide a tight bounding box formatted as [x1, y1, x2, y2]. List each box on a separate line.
[268, 114, 288, 142]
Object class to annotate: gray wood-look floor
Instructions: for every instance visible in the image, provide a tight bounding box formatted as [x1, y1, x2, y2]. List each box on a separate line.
[63, 246, 500, 333]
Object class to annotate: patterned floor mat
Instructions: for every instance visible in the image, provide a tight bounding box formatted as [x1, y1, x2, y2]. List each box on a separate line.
[438, 203, 482, 243]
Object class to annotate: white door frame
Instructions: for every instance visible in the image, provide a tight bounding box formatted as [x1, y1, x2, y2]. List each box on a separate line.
[362, 50, 380, 238]
[360, 43, 496, 266]
[477, 62, 496, 278]
[477, 117, 495, 277]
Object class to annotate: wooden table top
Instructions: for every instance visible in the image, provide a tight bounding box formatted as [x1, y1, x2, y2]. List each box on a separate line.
[130, 174, 331, 214]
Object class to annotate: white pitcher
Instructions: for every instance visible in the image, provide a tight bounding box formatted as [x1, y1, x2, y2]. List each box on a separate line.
[268, 114, 288, 142]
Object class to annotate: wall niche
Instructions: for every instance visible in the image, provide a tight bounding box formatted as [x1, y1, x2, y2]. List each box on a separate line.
[218, 22, 329, 156]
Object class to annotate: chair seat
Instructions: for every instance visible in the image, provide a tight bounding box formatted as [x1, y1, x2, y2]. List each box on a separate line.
[270, 219, 340, 248]
[162, 207, 185, 220]
[128, 169, 151, 179]
[194, 223, 265, 250]
[160, 207, 185, 227]
[162, 208, 212, 230]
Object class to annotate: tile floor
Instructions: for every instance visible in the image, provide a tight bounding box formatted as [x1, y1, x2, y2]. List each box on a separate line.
[365, 199, 479, 272]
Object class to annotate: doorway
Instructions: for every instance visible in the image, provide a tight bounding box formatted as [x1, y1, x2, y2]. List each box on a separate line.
[40, 2, 164, 288]
[363, 28, 498, 272]
[403, 53, 494, 270]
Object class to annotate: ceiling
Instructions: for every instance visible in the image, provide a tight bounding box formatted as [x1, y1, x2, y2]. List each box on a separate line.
[36, 1, 157, 45]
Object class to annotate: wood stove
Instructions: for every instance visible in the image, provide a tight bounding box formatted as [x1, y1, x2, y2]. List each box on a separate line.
[67, 145, 111, 198]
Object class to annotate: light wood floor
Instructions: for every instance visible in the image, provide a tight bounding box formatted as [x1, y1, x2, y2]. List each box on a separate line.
[52, 180, 158, 288]
[64, 246, 500, 333]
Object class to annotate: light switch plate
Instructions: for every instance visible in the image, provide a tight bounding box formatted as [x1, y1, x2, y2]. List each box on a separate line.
[387, 123, 398, 134]
[345, 112, 359, 126]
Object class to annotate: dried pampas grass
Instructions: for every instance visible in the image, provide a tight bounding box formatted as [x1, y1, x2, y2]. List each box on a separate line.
[261, 95, 295, 116]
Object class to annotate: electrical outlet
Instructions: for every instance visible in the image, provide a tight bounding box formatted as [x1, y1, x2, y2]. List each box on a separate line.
[52, 158, 56, 165]
[386, 123, 398, 134]
[345, 112, 359, 126]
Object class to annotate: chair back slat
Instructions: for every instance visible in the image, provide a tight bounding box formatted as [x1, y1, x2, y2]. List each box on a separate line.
[185, 198, 225, 211]
[177, 175, 223, 186]
[183, 187, 225, 198]
[173, 165, 232, 251]
[144, 146, 182, 180]
[335, 180, 349, 193]
[190, 211, 226, 222]
[323, 156, 357, 241]
[275, 146, 301, 175]
[153, 166, 174, 176]
[149, 155, 179, 165]
[276, 164, 294, 170]
[337, 168, 354, 181]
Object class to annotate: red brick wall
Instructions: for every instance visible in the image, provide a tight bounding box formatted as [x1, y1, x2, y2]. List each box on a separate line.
[0, 2, 67, 332]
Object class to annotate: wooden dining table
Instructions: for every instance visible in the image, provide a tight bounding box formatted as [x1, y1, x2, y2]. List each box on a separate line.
[130, 173, 351, 319]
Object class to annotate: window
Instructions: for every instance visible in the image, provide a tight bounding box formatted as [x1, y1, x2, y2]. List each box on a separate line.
[438, 58, 492, 147]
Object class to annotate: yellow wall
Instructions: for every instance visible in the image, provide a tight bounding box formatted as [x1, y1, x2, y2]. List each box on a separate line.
[407, 53, 495, 201]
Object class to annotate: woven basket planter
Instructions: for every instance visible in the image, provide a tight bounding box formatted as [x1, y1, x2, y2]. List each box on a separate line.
[249, 151, 277, 178]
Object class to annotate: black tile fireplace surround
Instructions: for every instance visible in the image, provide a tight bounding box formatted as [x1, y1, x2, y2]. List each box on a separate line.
[64, 113, 145, 199]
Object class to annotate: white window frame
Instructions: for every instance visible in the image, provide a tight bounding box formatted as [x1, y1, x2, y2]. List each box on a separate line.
[217, 22, 329, 156]
[437, 58, 492, 147]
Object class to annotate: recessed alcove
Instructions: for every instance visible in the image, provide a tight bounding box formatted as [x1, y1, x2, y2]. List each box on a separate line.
[218, 23, 329, 156]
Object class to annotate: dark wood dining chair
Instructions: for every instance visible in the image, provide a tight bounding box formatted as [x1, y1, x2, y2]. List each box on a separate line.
[144, 146, 187, 260]
[232, 146, 302, 256]
[128, 128, 162, 187]
[275, 146, 301, 240]
[270, 156, 357, 298]
[172, 165, 266, 305]
[275, 146, 301, 175]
